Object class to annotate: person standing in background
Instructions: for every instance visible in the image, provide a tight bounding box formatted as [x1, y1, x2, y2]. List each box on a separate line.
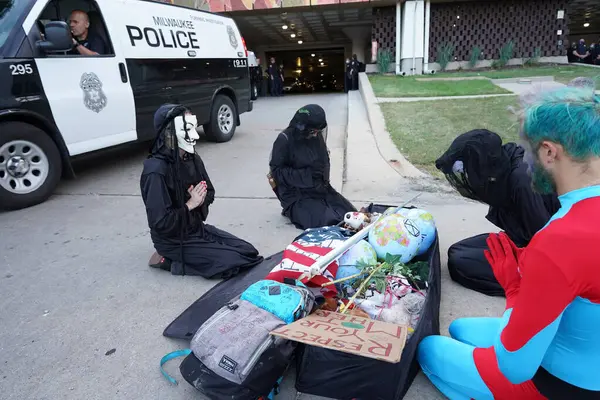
[573, 39, 590, 63]
[278, 63, 285, 96]
[344, 58, 351, 93]
[350, 54, 360, 91]
[255, 58, 264, 97]
[268, 57, 281, 97]
[590, 42, 600, 65]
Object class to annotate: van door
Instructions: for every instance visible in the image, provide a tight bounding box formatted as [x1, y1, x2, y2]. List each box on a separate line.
[30, 0, 136, 156]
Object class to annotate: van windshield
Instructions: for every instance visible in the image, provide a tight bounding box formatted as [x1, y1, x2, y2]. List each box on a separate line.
[0, 0, 28, 53]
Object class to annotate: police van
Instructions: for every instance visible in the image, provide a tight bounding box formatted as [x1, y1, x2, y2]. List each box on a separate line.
[0, 0, 253, 210]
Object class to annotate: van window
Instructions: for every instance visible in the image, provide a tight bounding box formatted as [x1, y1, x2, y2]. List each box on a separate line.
[0, 0, 30, 52]
[36, 0, 114, 56]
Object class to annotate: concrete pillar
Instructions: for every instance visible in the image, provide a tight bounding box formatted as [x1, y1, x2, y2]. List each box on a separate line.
[342, 26, 371, 63]
[395, 0, 402, 74]
[345, 44, 353, 61]
[401, 0, 425, 75]
[423, 0, 431, 73]
[255, 48, 267, 69]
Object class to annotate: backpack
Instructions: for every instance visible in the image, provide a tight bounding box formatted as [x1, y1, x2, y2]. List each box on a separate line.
[183, 280, 315, 398]
[267, 132, 289, 195]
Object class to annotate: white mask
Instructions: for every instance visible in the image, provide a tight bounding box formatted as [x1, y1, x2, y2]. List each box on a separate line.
[173, 114, 199, 153]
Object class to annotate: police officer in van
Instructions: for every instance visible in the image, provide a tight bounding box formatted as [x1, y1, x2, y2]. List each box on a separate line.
[68, 10, 107, 56]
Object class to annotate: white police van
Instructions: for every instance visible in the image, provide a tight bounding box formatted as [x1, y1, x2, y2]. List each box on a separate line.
[0, 0, 253, 210]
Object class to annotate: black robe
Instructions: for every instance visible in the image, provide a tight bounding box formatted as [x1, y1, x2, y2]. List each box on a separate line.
[140, 150, 263, 279]
[269, 129, 356, 230]
[448, 144, 560, 296]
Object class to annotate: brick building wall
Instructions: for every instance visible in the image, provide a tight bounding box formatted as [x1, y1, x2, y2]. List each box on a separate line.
[428, 0, 570, 63]
[371, 6, 397, 60]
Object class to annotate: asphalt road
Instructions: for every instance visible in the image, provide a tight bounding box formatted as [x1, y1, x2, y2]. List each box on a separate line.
[0, 93, 504, 400]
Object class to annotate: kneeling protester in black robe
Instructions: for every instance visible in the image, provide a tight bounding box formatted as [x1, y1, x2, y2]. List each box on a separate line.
[269, 104, 356, 230]
[140, 104, 263, 279]
[435, 129, 560, 296]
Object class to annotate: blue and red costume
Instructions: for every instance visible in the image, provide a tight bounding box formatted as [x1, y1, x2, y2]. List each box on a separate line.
[418, 185, 600, 399]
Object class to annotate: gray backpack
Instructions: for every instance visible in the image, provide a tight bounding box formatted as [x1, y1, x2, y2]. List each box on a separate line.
[190, 280, 315, 387]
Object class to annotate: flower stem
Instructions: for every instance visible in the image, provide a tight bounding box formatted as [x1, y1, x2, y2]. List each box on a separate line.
[340, 262, 388, 314]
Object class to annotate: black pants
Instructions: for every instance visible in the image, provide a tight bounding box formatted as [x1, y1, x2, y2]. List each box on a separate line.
[447, 233, 505, 296]
[270, 79, 282, 96]
[350, 73, 359, 91]
[282, 188, 357, 231]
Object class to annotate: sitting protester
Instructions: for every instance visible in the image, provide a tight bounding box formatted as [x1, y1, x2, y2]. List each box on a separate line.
[418, 84, 600, 399]
[140, 104, 263, 279]
[269, 104, 356, 230]
[435, 129, 560, 296]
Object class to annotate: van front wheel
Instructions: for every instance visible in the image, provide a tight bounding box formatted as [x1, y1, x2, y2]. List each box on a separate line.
[0, 122, 62, 210]
[203, 95, 237, 143]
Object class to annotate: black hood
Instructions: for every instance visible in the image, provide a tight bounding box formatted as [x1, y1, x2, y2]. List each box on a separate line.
[149, 103, 191, 160]
[502, 142, 525, 170]
[286, 104, 327, 139]
[436, 129, 512, 206]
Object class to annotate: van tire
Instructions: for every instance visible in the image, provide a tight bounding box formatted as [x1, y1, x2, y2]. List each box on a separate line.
[203, 95, 237, 143]
[251, 83, 258, 100]
[0, 122, 62, 210]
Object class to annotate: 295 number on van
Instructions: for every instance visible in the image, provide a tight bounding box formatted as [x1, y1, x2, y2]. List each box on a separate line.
[9, 64, 34, 75]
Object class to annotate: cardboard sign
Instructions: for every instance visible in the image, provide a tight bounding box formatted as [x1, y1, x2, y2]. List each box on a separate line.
[270, 309, 408, 363]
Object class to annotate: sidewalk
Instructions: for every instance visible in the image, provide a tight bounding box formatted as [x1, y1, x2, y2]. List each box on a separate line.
[377, 93, 515, 103]
[341, 86, 506, 400]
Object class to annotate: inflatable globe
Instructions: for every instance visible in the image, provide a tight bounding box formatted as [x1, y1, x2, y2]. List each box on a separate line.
[336, 240, 377, 285]
[368, 213, 423, 263]
[383, 206, 398, 216]
[397, 208, 437, 256]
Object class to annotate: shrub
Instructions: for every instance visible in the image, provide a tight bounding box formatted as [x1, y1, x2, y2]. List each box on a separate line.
[496, 40, 515, 68]
[436, 42, 454, 71]
[469, 46, 482, 69]
[377, 48, 393, 74]
[524, 47, 542, 67]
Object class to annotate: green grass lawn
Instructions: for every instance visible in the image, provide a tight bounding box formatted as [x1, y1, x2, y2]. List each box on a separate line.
[432, 64, 600, 85]
[369, 75, 511, 97]
[369, 64, 600, 98]
[380, 96, 520, 176]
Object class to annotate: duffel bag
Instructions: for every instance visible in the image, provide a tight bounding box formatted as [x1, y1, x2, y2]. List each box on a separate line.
[182, 280, 315, 398]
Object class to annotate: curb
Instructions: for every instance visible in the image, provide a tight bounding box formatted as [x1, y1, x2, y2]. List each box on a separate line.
[571, 63, 600, 69]
[358, 72, 427, 178]
[416, 76, 491, 81]
[490, 75, 555, 84]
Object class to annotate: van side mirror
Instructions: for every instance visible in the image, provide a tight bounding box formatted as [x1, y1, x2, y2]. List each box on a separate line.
[36, 21, 73, 53]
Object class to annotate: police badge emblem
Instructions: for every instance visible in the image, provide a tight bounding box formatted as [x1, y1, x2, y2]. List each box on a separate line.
[227, 25, 238, 49]
[80, 72, 107, 113]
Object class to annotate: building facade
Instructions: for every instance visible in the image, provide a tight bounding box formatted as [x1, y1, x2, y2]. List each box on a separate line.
[154, 0, 572, 74]
[371, 0, 570, 74]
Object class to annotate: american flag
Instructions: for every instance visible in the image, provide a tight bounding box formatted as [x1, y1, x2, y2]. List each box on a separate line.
[266, 226, 353, 297]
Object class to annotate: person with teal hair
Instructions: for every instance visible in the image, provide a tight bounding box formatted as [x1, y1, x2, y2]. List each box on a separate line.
[418, 84, 600, 399]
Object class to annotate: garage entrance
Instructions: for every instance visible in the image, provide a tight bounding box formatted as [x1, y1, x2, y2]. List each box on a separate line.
[566, 0, 600, 64]
[266, 47, 346, 94]
[223, 4, 378, 94]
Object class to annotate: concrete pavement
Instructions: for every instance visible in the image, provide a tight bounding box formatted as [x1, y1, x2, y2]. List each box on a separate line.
[0, 92, 505, 400]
